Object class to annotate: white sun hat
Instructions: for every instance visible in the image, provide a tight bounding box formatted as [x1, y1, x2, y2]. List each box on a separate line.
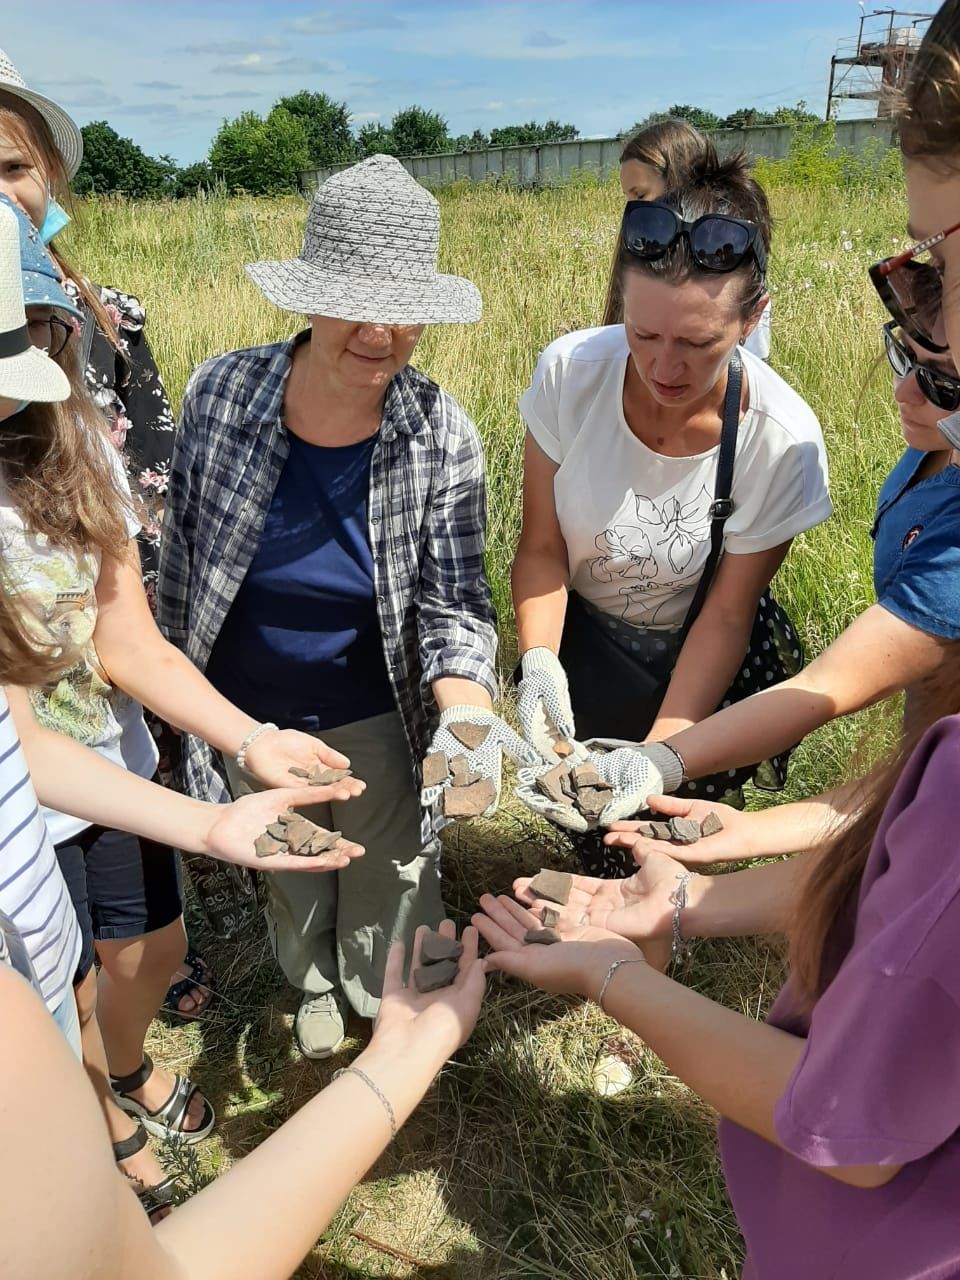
[245, 154, 482, 326]
[0, 202, 70, 403]
[0, 47, 84, 179]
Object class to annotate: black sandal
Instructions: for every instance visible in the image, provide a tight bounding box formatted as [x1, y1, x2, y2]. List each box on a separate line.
[111, 1053, 216, 1145]
[113, 1121, 178, 1223]
[164, 947, 215, 1020]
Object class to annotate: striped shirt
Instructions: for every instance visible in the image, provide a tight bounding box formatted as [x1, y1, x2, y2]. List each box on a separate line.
[0, 691, 80, 1010]
[157, 335, 498, 828]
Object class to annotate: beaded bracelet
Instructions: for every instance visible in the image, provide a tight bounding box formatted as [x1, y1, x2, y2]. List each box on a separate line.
[236, 721, 278, 771]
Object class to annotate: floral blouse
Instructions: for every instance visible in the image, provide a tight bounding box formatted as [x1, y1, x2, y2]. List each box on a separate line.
[66, 282, 175, 610]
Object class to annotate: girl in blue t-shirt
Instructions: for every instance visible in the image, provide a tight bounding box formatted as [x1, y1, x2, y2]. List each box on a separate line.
[589, 318, 960, 865]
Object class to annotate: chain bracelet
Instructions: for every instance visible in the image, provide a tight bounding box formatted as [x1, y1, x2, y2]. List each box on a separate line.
[333, 1066, 398, 1139]
[669, 871, 697, 966]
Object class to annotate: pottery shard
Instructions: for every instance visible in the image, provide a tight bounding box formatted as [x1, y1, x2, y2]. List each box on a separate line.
[668, 817, 702, 846]
[449, 754, 481, 788]
[421, 931, 464, 965]
[571, 763, 601, 792]
[700, 811, 724, 838]
[536, 763, 575, 806]
[255, 833, 287, 858]
[575, 787, 610, 818]
[633, 822, 657, 839]
[524, 927, 561, 945]
[266, 822, 290, 841]
[422, 752, 450, 789]
[304, 829, 342, 855]
[288, 766, 312, 779]
[541, 906, 560, 929]
[310, 766, 352, 786]
[414, 958, 459, 992]
[443, 778, 495, 818]
[448, 721, 490, 752]
[284, 815, 319, 854]
[649, 822, 674, 842]
[554, 739, 574, 758]
[529, 868, 573, 906]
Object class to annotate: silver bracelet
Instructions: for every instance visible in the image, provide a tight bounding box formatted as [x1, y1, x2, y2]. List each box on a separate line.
[235, 721, 278, 771]
[333, 1066, 397, 1139]
[670, 871, 698, 966]
[596, 957, 646, 1011]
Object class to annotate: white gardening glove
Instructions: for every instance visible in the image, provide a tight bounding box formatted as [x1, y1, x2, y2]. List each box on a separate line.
[516, 647, 585, 764]
[421, 705, 540, 824]
[514, 741, 684, 832]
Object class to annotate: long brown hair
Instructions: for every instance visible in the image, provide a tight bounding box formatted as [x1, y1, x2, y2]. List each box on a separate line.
[0, 93, 119, 348]
[601, 120, 714, 326]
[897, 0, 960, 165]
[790, 659, 960, 1000]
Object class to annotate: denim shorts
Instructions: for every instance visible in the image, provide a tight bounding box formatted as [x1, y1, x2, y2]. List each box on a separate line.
[56, 823, 183, 982]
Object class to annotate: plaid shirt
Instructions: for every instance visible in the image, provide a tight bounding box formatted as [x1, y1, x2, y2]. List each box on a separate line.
[156, 334, 497, 810]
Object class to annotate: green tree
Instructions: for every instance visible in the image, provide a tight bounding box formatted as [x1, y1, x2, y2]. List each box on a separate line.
[630, 105, 723, 134]
[489, 119, 579, 147]
[357, 121, 396, 157]
[73, 121, 172, 197]
[276, 90, 357, 167]
[175, 160, 215, 198]
[451, 128, 489, 151]
[390, 105, 449, 156]
[209, 106, 309, 194]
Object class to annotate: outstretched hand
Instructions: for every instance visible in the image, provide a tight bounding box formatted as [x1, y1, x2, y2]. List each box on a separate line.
[606, 795, 754, 866]
[374, 921, 487, 1059]
[243, 728, 357, 791]
[472, 893, 641, 998]
[203, 784, 366, 872]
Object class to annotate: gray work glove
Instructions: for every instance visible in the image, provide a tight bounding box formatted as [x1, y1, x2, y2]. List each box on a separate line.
[515, 740, 685, 833]
[516, 647, 585, 764]
[421, 705, 540, 824]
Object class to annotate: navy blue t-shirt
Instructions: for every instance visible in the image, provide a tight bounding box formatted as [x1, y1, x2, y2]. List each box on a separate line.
[206, 431, 395, 731]
[872, 448, 960, 640]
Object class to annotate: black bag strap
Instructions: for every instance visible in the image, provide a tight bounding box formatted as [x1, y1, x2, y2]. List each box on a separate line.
[678, 351, 742, 644]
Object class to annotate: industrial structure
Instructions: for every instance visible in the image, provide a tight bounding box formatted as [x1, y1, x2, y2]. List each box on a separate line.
[827, 7, 934, 118]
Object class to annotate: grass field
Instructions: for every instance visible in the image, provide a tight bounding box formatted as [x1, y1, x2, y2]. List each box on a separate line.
[63, 176, 908, 1278]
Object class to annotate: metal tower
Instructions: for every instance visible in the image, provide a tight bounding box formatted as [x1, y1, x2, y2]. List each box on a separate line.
[826, 8, 934, 118]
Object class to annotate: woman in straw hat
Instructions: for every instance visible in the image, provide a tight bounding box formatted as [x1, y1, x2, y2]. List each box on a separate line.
[158, 154, 533, 1059]
[0, 44, 227, 1011]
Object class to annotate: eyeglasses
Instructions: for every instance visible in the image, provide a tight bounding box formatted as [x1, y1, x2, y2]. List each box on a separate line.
[869, 220, 960, 355]
[621, 200, 767, 276]
[26, 314, 72, 360]
[883, 321, 960, 412]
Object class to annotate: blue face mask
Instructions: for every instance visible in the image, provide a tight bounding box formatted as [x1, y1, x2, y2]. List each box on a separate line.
[38, 197, 70, 244]
[939, 411, 960, 450]
[6, 402, 28, 416]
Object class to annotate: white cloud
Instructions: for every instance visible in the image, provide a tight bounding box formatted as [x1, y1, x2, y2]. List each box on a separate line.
[350, 111, 381, 123]
[212, 55, 331, 77]
[524, 31, 567, 49]
[291, 7, 406, 35]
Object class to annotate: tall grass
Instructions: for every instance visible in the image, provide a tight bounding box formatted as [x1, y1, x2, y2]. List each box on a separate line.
[62, 178, 909, 1277]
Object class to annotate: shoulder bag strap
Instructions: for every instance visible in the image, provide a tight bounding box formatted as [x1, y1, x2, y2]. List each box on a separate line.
[677, 350, 742, 644]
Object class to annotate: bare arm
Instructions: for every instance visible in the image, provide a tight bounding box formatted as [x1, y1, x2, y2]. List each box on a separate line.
[511, 432, 570, 655]
[665, 605, 948, 778]
[649, 542, 790, 740]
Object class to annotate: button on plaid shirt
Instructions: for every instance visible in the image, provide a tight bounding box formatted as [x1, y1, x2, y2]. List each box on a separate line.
[156, 335, 498, 811]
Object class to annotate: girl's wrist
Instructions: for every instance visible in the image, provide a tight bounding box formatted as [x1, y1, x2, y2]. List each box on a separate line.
[580, 941, 646, 1003]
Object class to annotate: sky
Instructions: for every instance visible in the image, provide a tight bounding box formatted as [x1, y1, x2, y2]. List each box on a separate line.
[1, 1, 939, 165]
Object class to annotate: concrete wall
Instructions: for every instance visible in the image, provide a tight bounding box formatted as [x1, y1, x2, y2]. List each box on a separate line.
[302, 118, 896, 191]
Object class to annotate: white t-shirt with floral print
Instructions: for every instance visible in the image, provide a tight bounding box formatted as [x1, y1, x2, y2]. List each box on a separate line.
[519, 327, 831, 630]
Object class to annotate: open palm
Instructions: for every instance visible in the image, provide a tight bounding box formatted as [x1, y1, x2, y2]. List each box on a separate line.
[513, 846, 688, 943]
[243, 728, 356, 790]
[204, 785, 365, 873]
[605, 795, 755, 867]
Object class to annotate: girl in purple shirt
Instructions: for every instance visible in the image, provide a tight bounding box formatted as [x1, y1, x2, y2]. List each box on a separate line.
[476, 7, 960, 1274]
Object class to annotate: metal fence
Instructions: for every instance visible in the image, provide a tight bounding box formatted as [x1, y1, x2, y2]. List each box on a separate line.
[302, 117, 896, 191]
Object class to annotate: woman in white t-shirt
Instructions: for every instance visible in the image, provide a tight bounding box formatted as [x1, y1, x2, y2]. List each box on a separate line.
[513, 152, 831, 877]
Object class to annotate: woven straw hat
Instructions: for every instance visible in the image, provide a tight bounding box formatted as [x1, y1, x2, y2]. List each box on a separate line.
[0, 201, 70, 403]
[245, 155, 482, 325]
[0, 47, 84, 179]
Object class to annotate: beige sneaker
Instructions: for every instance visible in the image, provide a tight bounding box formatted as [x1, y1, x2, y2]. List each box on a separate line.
[295, 992, 346, 1059]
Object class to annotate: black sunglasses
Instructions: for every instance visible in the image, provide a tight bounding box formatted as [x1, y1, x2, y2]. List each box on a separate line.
[26, 314, 72, 360]
[883, 321, 960, 412]
[869, 220, 960, 355]
[622, 200, 767, 276]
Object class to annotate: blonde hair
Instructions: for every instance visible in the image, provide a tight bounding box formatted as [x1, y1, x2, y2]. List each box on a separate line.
[601, 120, 715, 326]
[0, 92, 119, 348]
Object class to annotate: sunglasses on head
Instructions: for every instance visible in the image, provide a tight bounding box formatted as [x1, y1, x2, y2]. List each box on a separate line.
[621, 200, 768, 276]
[869, 219, 960, 355]
[883, 321, 960, 412]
